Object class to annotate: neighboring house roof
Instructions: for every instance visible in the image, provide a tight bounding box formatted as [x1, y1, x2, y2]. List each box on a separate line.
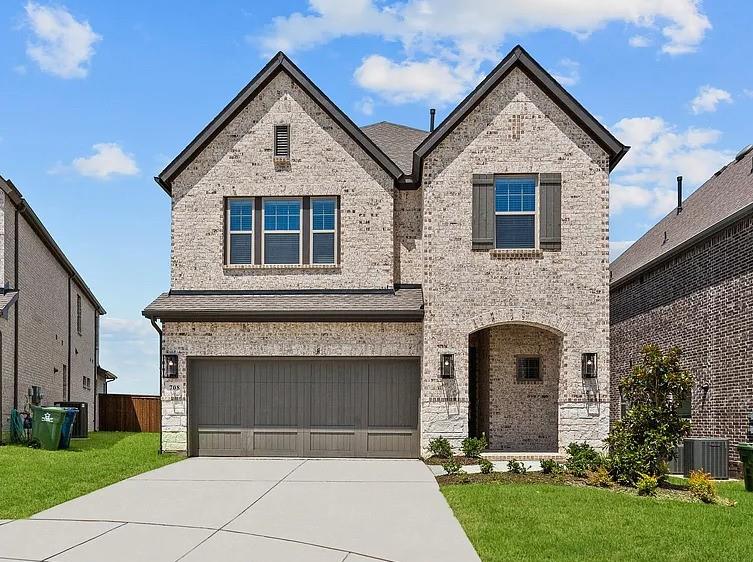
[611, 145, 753, 287]
[361, 122, 429, 176]
[409, 45, 628, 187]
[154, 45, 627, 196]
[156, 52, 404, 194]
[0, 290, 19, 319]
[142, 287, 424, 322]
[97, 366, 117, 381]
[0, 176, 106, 314]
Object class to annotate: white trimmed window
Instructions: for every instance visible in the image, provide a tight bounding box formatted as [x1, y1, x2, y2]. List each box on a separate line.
[495, 177, 537, 249]
[227, 199, 254, 264]
[311, 198, 337, 264]
[263, 198, 302, 264]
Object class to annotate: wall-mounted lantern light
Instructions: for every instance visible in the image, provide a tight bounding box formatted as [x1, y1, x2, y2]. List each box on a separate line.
[581, 353, 597, 378]
[440, 353, 455, 379]
[163, 354, 179, 378]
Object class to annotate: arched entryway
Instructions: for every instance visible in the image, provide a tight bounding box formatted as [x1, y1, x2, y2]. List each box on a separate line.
[468, 322, 562, 452]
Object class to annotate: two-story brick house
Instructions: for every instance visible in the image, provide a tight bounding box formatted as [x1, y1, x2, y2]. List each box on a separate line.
[144, 46, 627, 457]
[0, 175, 106, 436]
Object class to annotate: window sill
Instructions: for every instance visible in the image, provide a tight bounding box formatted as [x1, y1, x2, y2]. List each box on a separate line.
[489, 249, 544, 259]
[223, 264, 341, 271]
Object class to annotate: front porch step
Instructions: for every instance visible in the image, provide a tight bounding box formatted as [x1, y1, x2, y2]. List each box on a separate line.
[481, 451, 565, 462]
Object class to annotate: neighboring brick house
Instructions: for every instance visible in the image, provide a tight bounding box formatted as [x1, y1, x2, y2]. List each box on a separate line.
[144, 45, 628, 457]
[610, 145, 753, 475]
[0, 176, 107, 435]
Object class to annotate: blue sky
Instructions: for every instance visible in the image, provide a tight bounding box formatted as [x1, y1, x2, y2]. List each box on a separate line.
[0, 1, 750, 394]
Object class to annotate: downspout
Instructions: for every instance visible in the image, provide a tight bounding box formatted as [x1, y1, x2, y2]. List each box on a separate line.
[67, 276, 72, 401]
[94, 312, 99, 429]
[149, 317, 163, 454]
[13, 207, 19, 410]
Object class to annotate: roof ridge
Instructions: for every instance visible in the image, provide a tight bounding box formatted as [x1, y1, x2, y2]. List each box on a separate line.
[361, 121, 429, 134]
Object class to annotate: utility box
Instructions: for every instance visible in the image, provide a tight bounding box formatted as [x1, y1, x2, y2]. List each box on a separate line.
[667, 444, 684, 474]
[747, 412, 753, 442]
[683, 438, 729, 479]
[55, 401, 88, 438]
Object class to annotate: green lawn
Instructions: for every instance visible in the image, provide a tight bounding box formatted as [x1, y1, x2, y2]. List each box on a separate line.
[0, 432, 182, 519]
[442, 480, 753, 562]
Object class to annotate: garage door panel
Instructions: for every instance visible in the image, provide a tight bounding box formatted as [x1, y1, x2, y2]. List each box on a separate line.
[190, 358, 419, 458]
[253, 361, 303, 427]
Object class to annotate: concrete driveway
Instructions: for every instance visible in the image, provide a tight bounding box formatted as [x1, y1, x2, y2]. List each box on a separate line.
[0, 458, 480, 562]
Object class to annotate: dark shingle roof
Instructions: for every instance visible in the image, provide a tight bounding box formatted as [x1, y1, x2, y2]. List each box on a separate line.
[0, 290, 18, 319]
[143, 288, 424, 322]
[611, 146, 753, 285]
[361, 122, 429, 176]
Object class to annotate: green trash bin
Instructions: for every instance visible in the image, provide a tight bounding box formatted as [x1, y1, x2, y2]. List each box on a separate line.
[31, 406, 67, 450]
[738, 443, 753, 492]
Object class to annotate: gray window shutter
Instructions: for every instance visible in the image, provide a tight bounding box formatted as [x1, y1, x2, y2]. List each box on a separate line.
[472, 174, 495, 250]
[539, 173, 562, 251]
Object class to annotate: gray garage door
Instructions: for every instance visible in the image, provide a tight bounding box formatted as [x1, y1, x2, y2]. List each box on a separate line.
[188, 357, 420, 458]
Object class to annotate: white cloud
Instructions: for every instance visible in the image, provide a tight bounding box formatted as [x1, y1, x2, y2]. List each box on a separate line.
[356, 96, 375, 116]
[628, 35, 651, 48]
[744, 89, 753, 99]
[259, 1, 710, 104]
[354, 55, 471, 104]
[552, 58, 580, 86]
[24, 2, 101, 79]
[13, 64, 28, 75]
[690, 85, 732, 114]
[55, 143, 139, 179]
[610, 240, 635, 261]
[610, 116, 733, 217]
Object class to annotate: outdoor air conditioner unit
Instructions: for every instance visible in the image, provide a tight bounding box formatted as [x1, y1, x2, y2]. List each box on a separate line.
[683, 438, 728, 479]
[55, 401, 89, 439]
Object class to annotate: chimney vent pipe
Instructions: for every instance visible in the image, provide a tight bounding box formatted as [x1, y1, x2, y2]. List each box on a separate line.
[429, 108, 436, 132]
[676, 176, 683, 215]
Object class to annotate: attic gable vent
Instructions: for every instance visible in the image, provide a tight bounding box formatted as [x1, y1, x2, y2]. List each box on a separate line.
[274, 125, 290, 158]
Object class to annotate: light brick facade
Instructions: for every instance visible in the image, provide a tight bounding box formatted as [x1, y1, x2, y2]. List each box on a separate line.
[0, 189, 102, 435]
[157, 54, 614, 455]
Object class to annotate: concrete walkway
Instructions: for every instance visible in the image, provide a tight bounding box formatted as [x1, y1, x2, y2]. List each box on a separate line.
[0, 458, 480, 562]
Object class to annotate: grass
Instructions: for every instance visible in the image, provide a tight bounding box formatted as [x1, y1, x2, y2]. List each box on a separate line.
[442, 478, 753, 561]
[0, 432, 182, 519]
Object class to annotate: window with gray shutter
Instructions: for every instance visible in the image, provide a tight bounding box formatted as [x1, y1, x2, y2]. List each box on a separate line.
[472, 174, 494, 249]
[494, 177, 536, 249]
[274, 125, 290, 158]
[539, 173, 562, 251]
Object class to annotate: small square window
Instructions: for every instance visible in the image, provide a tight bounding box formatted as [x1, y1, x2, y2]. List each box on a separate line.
[274, 125, 290, 158]
[516, 356, 541, 381]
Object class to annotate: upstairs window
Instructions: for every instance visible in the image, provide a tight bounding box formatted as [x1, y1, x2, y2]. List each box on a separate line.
[311, 198, 337, 264]
[227, 199, 254, 264]
[264, 198, 301, 264]
[274, 125, 290, 158]
[76, 294, 82, 335]
[495, 177, 536, 249]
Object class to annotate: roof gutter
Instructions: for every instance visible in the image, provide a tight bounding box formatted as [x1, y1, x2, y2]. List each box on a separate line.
[143, 309, 424, 323]
[611, 200, 753, 291]
[0, 176, 106, 314]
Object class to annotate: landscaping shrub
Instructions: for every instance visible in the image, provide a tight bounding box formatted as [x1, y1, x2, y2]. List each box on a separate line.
[565, 442, 602, 477]
[606, 345, 692, 485]
[688, 470, 717, 503]
[587, 466, 613, 488]
[479, 457, 494, 474]
[636, 473, 659, 497]
[461, 434, 488, 458]
[428, 436, 453, 459]
[540, 459, 565, 475]
[442, 457, 464, 475]
[507, 459, 527, 474]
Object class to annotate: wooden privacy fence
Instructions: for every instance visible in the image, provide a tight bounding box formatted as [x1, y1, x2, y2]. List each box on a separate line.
[98, 394, 161, 433]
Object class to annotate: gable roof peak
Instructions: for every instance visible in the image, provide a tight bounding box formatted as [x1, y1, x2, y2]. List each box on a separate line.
[155, 51, 403, 194]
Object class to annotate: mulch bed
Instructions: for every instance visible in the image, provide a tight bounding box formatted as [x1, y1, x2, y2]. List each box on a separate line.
[436, 470, 734, 505]
[424, 455, 480, 466]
